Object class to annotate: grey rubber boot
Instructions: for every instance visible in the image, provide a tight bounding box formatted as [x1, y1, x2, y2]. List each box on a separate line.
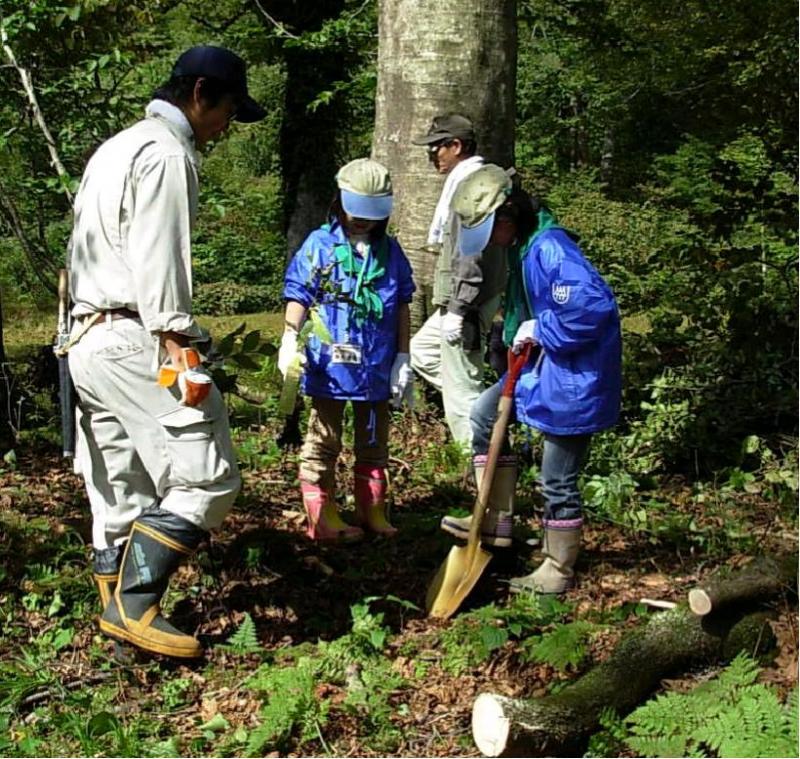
[440, 455, 516, 548]
[510, 525, 581, 594]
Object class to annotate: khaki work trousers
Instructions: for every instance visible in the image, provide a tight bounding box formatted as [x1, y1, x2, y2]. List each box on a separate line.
[69, 316, 240, 549]
[409, 295, 501, 448]
[299, 396, 389, 492]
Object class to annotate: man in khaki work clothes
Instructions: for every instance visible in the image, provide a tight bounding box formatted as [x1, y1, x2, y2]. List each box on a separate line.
[67, 46, 265, 658]
[410, 114, 506, 449]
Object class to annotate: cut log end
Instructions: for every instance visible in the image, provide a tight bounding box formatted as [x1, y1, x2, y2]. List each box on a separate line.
[688, 588, 713, 616]
[473, 693, 511, 757]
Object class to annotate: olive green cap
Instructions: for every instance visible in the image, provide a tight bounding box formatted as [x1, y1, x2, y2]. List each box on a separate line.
[451, 164, 513, 254]
[451, 164, 512, 228]
[335, 158, 393, 219]
[336, 158, 392, 197]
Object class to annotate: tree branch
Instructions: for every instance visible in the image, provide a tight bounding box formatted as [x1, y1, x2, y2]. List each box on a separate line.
[1, 25, 73, 204]
[250, 0, 300, 39]
[0, 177, 58, 294]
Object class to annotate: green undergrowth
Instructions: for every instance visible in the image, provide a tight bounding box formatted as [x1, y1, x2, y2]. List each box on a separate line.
[588, 653, 799, 758]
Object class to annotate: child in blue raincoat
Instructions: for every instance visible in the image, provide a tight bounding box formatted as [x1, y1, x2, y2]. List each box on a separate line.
[440, 164, 622, 593]
[278, 159, 415, 542]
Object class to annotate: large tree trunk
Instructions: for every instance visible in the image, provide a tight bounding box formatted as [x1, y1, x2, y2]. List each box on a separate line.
[250, 0, 348, 262]
[472, 607, 777, 757]
[372, 0, 517, 328]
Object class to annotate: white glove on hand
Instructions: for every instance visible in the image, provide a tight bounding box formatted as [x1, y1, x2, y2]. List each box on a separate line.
[512, 319, 538, 354]
[441, 311, 464, 345]
[278, 326, 305, 379]
[389, 352, 414, 409]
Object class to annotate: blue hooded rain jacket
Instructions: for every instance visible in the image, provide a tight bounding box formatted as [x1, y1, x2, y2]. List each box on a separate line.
[283, 221, 415, 401]
[513, 227, 621, 435]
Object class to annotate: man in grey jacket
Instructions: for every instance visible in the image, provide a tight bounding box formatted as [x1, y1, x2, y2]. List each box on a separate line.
[67, 46, 264, 658]
[410, 114, 506, 449]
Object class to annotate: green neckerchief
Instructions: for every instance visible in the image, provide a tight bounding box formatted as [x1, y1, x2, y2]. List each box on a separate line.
[332, 235, 388, 326]
[503, 208, 558, 346]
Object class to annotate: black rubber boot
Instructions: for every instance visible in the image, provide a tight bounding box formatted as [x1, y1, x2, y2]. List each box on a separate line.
[100, 508, 206, 658]
[93, 545, 122, 611]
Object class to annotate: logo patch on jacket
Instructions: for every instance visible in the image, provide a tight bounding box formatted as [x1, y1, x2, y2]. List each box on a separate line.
[552, 282, 571, 304]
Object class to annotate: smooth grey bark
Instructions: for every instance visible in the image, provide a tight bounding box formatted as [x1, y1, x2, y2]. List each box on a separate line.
[372, 0, 517, 328]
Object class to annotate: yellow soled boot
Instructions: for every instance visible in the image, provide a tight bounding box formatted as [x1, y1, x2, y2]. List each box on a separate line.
[301, 480, 364, 542]
[509, 520, 582, 595]
[93, 545, 121, 611]
[353, 464, 397, 536]
[440, 454, 516, 547]
[100, 509, 205, 658]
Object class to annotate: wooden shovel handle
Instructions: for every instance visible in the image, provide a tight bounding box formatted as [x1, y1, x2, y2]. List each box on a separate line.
[467, 343, 533, 548]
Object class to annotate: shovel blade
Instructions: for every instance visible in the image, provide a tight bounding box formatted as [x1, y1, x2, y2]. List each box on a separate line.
[426, 543, 493, 619]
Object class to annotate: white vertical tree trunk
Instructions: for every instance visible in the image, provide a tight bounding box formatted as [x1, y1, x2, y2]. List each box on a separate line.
[372, 0, 517, 326]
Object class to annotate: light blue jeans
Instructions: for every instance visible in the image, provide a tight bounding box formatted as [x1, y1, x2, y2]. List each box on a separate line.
[469, 380, 591, 521]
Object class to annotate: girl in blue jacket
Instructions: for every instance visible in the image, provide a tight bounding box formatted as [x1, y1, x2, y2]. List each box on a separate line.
[278, 159, 415, 542]
[441, 164, 622, 593]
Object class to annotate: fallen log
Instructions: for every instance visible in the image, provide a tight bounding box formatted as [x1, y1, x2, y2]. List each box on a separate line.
[688, 554, 797, 616]
[472, 607, 776, 757]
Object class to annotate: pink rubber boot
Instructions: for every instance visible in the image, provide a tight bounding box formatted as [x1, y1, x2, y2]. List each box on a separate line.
[354, 465, 397, 537]
[300, 481, 363, 542]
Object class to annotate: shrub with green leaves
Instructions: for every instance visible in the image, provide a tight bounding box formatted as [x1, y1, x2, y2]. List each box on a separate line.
[193, 282, 276, 316]
[437, 594, 573, 675]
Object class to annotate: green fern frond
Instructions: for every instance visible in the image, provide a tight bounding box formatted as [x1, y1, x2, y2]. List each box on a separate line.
[625, 654, 798, 759]
[222, 612, 262, 654]
[523, 620, 596, 671]
[626, 733, 689, 758]
[245, 658, 323, 756]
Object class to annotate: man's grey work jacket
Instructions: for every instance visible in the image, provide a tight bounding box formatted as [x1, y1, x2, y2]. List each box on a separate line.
[69, 111, 204, 340]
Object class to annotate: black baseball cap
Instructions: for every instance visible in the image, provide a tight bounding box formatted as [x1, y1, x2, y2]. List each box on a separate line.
[412, 113, 475, 146]
[172, 46, 266, 123]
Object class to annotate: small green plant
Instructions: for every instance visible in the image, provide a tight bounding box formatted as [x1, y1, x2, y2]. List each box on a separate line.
[245, 657, 329, 755]
[624, 653, 799, 758]
[520, 619, 598, 671]
[161, 677, 192, 710]
[243, 597, 409, 755]
[235, 430, 281, 470]
[348, 597, 392, 655]
[341, 657, 406, 753]
[583, 471, 639, 522]
[585, 707, 628, 757]
[220, 613, 262, 654]
[416, 438, 471, 485]
[437, 594, 572, 675]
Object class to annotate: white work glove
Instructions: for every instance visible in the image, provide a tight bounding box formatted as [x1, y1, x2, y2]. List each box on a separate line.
[512, 319, 538, 354]
[389, 352, 414, 409]
[441, 311, 464, 345]
[277, 325, 306, 379]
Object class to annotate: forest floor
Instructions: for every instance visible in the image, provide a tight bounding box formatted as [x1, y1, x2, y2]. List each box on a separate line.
[1, 412, 797, 757]
[0, 312, 797, 757]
